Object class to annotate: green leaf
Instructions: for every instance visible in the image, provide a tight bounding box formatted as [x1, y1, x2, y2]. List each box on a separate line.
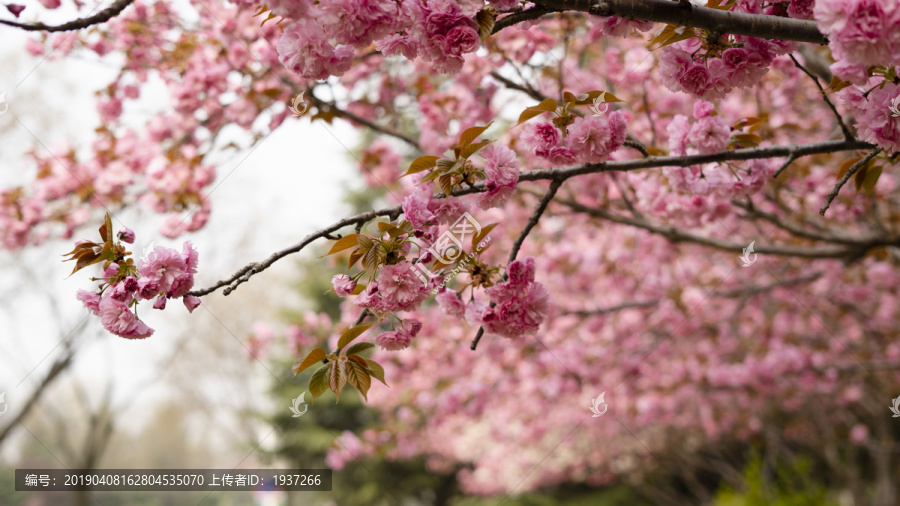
[323, 234, 362, 256]
[345, 342, 375, 356]
[421, 170, 442, 183]
[458, 121, 494, 148]
[292, 348, 327, 377]
[515, 99, 558, 126]
[402, 156, 441, 177]
[862, 165, 882, 196]
[338, 323, 374, 351]
[377, 221, 397, 235]
[308, 365, 330, 404]
[347, 361, 372, 401]
[365, 359, 387, 385]
[460, 139, 493, 159]
[329, 358, 348, 402]
[350, 283, 367, 295]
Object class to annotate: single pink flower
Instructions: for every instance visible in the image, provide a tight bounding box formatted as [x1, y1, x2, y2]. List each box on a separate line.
[332, 274, 357, 297]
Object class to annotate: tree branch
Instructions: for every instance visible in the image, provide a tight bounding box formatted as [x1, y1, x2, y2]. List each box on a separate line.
[190, 138, 872, 298]
[0, 0, 134, 32]
[492, 6, 551, 34]
[789, 54, 854, 141]
[529, 0, 827, 44]
[819, 147, 883, 216]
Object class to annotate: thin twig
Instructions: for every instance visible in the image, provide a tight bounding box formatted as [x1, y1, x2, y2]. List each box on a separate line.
[0, 0, 134, 31]
[819, 147, 882, 216]
[772, 151, 800, 179]
[491, 6, 550, 34]
[789, 54, 854, 141]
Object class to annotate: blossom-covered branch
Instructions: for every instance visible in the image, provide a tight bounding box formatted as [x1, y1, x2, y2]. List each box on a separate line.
[190, 137, 874, 299]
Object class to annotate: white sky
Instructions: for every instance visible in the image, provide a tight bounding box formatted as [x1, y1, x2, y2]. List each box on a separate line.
[0, 14, 360, 469]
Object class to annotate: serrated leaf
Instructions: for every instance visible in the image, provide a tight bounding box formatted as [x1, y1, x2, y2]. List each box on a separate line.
[67, 251, 104, 276]
[862, 165, 882, 196]
[338, 323, 374, 351]
[472, 222, 498, 250]
[293, 348, 327, 377]
[515, 98, 558, 126]
[836, 156, 863, 181]
[348, 249, 364, 269]
[345, 342, 375, 356]
[421, 170, 442, 183]
[365, 360, 387, 385]
[402, 155, 440, 177]
[377, 221, 397, 235]
[460, 139, 493, 159]
[475, 8, 494, 41]
[62, 241, 99, 258]
[309, 365, 330, 404]
[459, 122, 494, 149]
[357, 235, 374, 251]
[649, 24, 696, 50]
[439, 175, 454, 196]
[99, 213, 113, 244]
[324, 234, 363, 256]
[329, 358, 348, 402]
[348, 354, 369, 368]
[347, 361, 372, 400]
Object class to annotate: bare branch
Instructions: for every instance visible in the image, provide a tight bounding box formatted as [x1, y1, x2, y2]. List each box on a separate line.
[492, 6, 551, 34]
[530, 0, 826, 44]
[789, 54, 854, 141]
[819, 147, 883, 216]
[0, 0, 134, 32]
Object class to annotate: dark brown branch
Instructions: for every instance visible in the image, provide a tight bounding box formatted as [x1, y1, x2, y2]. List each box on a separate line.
[0, 0, 134, 32]
[819, 147, 883, 216]
[772, 150, 800, 179]
[789, 54, 854, 141]
[530, 0, 826, 44]
[190, 138, 871, 298]
[492, 6, 551, 34]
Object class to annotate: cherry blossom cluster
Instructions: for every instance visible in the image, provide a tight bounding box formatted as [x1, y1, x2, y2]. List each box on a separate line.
[270, 0, 502, 78]
[66, 217, 201, 339]
[656, 0, 811, 100]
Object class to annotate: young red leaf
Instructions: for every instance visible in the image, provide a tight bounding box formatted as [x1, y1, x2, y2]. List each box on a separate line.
[323, 234, 363, 256]
[292, 348, 327, 377]
[458, 121, 494, 148]
[402, 155, 441, 177]
[329, 358, 348, 402]
[347, 361, 372, 400]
